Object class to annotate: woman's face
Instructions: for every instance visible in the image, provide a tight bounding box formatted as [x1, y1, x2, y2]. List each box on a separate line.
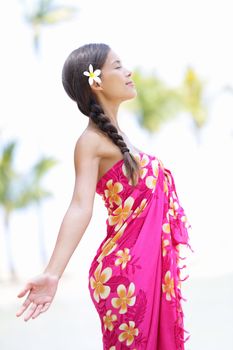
[98, 49, 137, 103]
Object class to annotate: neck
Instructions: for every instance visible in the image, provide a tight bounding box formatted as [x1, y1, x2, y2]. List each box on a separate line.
[97, 95, 123, 131]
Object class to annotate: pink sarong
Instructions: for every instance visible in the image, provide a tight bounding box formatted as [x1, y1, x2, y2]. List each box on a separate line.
[88, 152, 194, 350]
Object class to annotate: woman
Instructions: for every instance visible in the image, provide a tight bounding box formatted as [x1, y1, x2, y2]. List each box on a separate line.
[16, 43, 193, 349]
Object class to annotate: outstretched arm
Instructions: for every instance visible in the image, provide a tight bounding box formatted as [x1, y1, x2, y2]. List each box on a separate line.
[16, 131, 101, 321]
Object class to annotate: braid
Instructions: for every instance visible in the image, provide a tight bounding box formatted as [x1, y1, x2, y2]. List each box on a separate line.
[90, 100, 140, 186]
[90, 101, 128, 153]
[61, 43, 140, 185]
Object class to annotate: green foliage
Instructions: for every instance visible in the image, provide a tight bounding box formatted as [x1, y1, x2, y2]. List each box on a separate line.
[20, 0, 78, 52]
[0, 139, 58, 215]
[0, 139, 58, 278]
[25, 156, 58, 203]
[126, 67, 208, 134]
[127, 69, 183, 132]
[0, 141, 21, 213]
[32, 156, 58, 182]
[179, 66, 208, 128]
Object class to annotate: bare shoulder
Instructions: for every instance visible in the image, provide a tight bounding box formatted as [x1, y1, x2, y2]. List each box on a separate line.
[70, 128, 103, 207]
[74, 127, 103, 165]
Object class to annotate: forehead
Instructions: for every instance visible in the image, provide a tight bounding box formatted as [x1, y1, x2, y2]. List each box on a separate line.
[104, 49, 121, 66]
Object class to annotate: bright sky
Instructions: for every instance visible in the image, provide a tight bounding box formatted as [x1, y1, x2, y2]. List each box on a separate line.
[0, 0, 233, 281]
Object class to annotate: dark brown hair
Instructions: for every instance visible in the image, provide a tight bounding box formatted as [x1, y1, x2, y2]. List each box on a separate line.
[62, 43, 140, 186]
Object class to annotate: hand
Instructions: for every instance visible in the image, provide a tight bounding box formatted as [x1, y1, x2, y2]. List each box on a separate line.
[16, 273, 59, 321]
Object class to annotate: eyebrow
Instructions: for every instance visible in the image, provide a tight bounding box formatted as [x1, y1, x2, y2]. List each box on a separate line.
[111, 59, 121, 65]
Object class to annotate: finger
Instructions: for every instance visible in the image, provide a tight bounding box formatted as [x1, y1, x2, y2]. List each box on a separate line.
[17, 284, 32, 298]
[24, 302, 37, 322]
[16, 298, 31, 317]
[40, 302, 51, 313]
[31, 304, 43, 319]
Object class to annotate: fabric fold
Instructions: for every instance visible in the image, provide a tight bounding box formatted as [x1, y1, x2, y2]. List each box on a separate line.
[88, 152, 194, 349]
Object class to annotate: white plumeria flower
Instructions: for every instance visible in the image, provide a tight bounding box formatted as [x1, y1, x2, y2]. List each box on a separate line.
[83, 64, 101, 86]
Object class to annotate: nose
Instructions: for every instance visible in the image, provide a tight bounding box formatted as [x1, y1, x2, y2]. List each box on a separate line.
[126, 69, 132, 77]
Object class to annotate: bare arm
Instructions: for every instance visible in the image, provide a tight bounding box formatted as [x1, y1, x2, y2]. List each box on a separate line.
[16, 131, 100, 320]
[43, 136, 100, 278]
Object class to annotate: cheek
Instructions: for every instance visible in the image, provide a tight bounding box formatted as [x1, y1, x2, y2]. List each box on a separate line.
[102, 73, 136, 100]
[102, 76, 124, 97]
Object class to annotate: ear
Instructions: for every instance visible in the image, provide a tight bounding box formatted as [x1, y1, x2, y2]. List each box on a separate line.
[90, 80, 103, 92]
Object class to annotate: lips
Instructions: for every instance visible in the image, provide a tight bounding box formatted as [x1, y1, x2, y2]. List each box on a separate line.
[126, 81, 134, 86]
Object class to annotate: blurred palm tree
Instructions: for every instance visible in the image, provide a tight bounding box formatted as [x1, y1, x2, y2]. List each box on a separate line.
[128, 68, 183, 134]
[127, 67, 208, 143]
[178, 66, 208, 143]
[20, 0, 78, 53]
[0, 141, 31, 280]
[0, 140, 57, 280]
[28, 156, 58, 264]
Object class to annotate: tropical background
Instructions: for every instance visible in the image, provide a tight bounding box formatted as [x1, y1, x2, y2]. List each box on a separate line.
[0, 0, 233, 349]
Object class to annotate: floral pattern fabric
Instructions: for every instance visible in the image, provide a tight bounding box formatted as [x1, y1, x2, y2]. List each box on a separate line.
[88, 152, 194, 350]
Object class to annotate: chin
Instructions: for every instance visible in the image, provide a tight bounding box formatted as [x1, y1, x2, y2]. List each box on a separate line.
[124, 89, 137, 101]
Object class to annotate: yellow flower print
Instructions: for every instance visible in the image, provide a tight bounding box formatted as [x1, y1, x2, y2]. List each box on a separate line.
[111, 222, 128, 244]
[162, 238, 170, 257]
[115, 248, 131, 269]
[111, 282, 136, 314]
[104, 179, 123, 207]
[97, 223, 128, 263]
[101, 238, 118, 256]
[151, 159, 159, 177]
[122, 153, 149, 184]
[90, 262, 112, 303]
[163, 179, 168, 196]
[162, 222, 170, 233]
[162, 270, 176, 301]
[135, 153, 149, 179]
[118, 321, 139, 346]
[168, 197, 179, 218]
[132, 198, 148, 218]
[109, 347, 116, 350]
[181, 215, 190, 229]
[145, 159, 159, 192]
[108, 196, 134, 231]
[103, 310, 117, 331]
[145, 176, 157, 191]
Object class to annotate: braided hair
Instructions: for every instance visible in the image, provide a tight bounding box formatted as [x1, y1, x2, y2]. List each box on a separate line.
[62, 43, 140, 186]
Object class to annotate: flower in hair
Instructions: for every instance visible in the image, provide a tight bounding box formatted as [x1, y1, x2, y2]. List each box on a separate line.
[83, 64, 101, 86]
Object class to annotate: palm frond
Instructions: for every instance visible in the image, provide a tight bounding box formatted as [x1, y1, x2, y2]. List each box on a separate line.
[20, 0, 78, 53]
[180, 66, 208, 128]
[127, 69, 182, 132]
